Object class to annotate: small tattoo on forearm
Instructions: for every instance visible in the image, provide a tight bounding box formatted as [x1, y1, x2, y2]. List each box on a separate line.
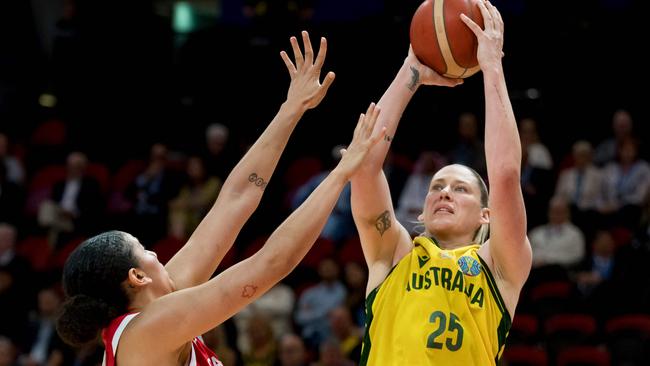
[384, 135, 393, 142]
[241, 284, 258, 298]
[407, 66, 420, 91]
[248, 173, 268, 190]
[375, 210, 391, 236]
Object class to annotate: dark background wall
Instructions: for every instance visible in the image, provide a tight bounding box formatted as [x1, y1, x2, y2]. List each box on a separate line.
[1, 0, 645, 164]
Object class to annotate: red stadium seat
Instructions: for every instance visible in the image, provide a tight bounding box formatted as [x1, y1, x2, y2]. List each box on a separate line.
[86, 162, 111, 194]
[502, 345, 548, 366]
[556, 346, 610, 366]
[16, 236, 52, 272]
[337, 236, 365, 265]
[24, 165, 67, 215]
[509, 313, 539, 345]
[545, 314, 598, 360]
[605, 314, 650, 365]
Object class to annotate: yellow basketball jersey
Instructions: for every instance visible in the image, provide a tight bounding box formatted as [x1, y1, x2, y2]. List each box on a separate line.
[360, 236, 511, 366]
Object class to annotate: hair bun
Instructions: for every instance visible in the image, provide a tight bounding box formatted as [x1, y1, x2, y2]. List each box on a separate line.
[56, 294, 119, 347]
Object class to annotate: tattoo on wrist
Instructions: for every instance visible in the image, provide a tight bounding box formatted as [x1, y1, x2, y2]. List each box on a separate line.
[384, 135, 393, 142]
[375, 210, 391, 236]
[241, 284, 258, 298]
[407, 66, 420, 91]
[248, 173, 268, 190]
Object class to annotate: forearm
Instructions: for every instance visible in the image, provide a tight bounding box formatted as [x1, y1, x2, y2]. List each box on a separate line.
[166, 100, 305, 288]
[483, 65, 521, 180]
[363, 62, 418, 171]
[258, 169, 348, 275]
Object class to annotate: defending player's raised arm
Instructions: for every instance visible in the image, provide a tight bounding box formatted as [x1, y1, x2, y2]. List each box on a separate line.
[351, 50, 461, 284]
[165, 31, 336, 290]
[462, 2, 531, 291]
[128, 105, 384, 351]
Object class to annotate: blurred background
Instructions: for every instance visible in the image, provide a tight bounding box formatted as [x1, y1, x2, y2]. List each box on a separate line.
[0, 0, 648, 365]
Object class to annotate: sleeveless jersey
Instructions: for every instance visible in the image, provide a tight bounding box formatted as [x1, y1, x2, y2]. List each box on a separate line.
[101, 313, 223, 366]
[360, 236, 511, 366]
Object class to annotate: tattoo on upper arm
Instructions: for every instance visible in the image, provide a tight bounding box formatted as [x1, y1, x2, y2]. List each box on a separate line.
[241, 284, 258, 298]
[248, 173, 268, 190]
[407, 66, 420, 91]
[375, 210, 391, 236]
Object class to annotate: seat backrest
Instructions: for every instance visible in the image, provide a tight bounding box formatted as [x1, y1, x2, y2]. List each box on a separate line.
[556, 346, 610, 366]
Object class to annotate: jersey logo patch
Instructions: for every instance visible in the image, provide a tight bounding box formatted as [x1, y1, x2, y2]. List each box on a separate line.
[418, 255, 430, 268]
[457, 256, 481, 277]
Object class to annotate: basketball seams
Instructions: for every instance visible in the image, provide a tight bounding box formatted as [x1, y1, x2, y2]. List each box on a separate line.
[435, 0, 466, 78]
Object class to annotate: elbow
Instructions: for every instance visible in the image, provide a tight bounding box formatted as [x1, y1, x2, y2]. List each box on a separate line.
[258, 244, 295, 279]
[489, 164, 521, 187]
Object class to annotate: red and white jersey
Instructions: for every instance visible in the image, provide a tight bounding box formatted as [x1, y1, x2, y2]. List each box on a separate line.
[101, 313, 222, 366]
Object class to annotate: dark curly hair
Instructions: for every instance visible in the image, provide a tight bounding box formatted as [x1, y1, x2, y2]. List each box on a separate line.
[56, 230, 138, 346]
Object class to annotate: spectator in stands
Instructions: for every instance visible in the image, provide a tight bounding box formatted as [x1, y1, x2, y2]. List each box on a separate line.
[554, 140, 603, 237]
[295, 258, 346, 348]
[529, 196, 586, 269]
[126, 143, 181, 245]
[235, 282, 295, 355]
[519, 117, 553, 170]
[242, 313, 277, 366]
[169, 156, 221, 239]
[311, 339, 353, 366]
[292, 146, 354, 244]
[594, 109, 634, 167]
[0, 133, 24, 185]
[521, 147, 555, 229]
[574, 230, 617, 296]
[37, 151, 103, 247]
[276, 334, 308, 366]
[599, 138, 650, 229]
[203, 123, 236, 180]
[448, 112, 486, 177]
[20, 286, 73, 366]
[328, 306, 362, 364]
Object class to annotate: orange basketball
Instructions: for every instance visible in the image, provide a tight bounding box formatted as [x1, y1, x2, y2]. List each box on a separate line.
[410, 0, 484, 78]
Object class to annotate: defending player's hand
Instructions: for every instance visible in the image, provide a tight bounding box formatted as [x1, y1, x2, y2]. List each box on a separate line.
[406, 45, 463, 88]
[281, 31, 336, 111]
[336, 103, 386, 180]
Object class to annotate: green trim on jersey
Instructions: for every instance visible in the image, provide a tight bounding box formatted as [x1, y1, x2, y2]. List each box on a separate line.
[477, 255, 512, 361]
[360, 287, 379, 366]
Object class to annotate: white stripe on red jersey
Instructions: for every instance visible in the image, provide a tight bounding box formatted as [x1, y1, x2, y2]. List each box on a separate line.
[101, 313, 222, 366]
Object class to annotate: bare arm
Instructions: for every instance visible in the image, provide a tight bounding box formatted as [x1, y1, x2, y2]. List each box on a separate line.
[462, 3, 531, 290]
[129, 105, 384, 351]
[351, 50, 461, 288]
[165, 31, 336, 290]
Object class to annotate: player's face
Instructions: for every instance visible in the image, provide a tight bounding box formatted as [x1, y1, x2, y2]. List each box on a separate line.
[422, 165, 486, 242]
[128, 235, 175, 296]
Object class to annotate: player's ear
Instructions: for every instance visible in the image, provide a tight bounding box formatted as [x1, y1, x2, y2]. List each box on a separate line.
[479, 207, 490, 225]
[126, 268, 152, 289]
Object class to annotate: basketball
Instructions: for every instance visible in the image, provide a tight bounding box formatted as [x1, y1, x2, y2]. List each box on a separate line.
[410, 0, 484, 78]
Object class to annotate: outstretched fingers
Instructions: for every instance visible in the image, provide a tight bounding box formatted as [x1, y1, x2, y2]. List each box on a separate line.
[280, 51, 297, 76]
[314, 37, 328, 72]
[321, 71, 336, 92]
[290, 36, 304, 69]
[301, 31, 314, 66]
